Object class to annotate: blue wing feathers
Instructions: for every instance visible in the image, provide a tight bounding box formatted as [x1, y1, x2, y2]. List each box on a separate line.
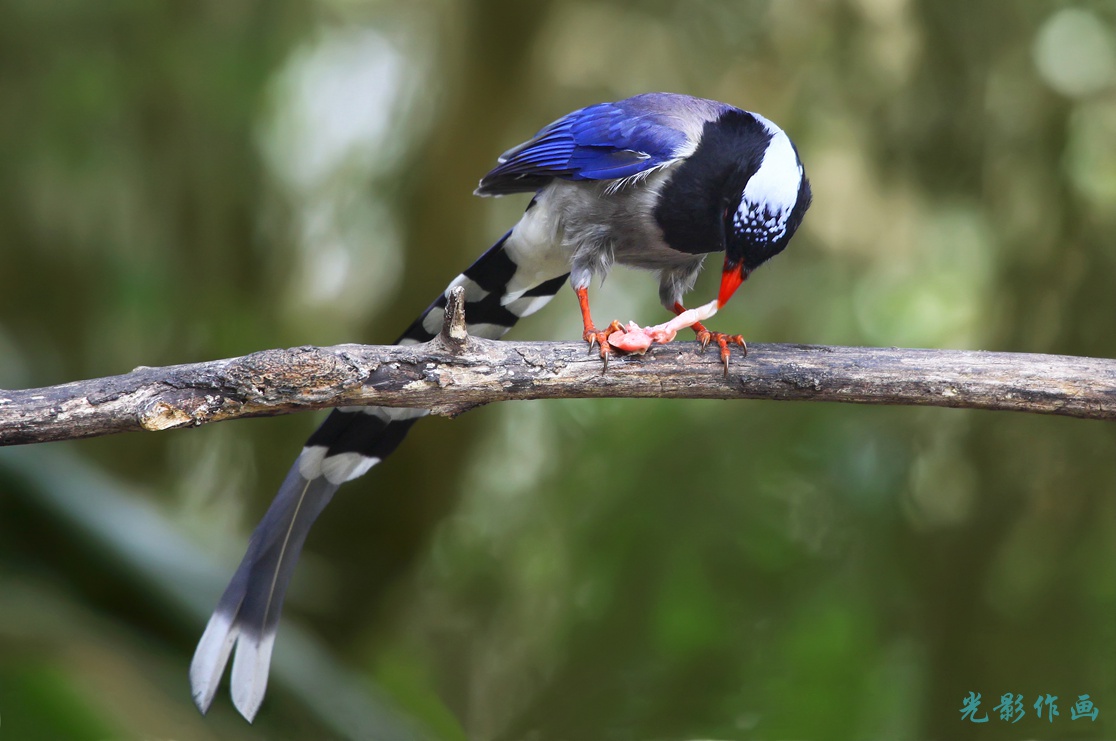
[476, 94, 711, 195]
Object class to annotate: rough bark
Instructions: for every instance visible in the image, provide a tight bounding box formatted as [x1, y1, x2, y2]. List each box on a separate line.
[2, 288, 1113, 446]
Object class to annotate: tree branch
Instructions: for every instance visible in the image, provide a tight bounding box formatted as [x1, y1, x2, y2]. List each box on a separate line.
[2, 287, 1114, 446]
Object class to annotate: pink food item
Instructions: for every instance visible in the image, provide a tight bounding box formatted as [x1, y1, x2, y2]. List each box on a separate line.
[607, 323, 659, 353]
[606, 300, 719, 354]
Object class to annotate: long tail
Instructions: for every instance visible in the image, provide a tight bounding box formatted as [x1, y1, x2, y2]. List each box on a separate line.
[190, 228, 569, 721]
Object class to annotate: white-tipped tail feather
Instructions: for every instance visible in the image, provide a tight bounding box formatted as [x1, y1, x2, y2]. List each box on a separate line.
[230, 630, 278, 722]
[190, 610, 240, 713]
[190, 460, 340, 721]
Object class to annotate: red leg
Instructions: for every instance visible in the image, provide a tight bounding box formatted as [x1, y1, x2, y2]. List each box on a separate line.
[576, 286, 623, 369]
[673, 302, 747, 376]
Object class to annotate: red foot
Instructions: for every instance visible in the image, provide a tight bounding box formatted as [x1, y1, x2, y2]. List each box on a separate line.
[583, 320, 624, 370]
[696, 329, 747, 376]
[671, 302, 747, 377]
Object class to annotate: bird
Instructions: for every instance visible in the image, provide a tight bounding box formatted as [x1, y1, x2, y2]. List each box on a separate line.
[189, 92, 811, 721]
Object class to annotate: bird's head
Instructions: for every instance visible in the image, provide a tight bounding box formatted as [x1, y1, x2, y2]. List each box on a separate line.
[717, 118, 812, 308]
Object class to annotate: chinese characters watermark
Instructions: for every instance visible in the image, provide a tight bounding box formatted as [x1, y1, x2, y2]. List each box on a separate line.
[961, 692, 1099, 724]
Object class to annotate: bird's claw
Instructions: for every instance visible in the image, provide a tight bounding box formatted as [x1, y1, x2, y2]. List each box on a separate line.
[583, 321, 624, 370]
[695, 330, 747, 376]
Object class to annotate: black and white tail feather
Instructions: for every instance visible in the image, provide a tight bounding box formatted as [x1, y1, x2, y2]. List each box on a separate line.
[189, 228, 570, 721]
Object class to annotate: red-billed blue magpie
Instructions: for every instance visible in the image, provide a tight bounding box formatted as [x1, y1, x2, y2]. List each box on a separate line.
[190, 92, 811, 720]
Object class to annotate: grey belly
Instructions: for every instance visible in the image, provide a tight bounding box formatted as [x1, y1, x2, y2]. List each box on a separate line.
[612, 235, 709, 270]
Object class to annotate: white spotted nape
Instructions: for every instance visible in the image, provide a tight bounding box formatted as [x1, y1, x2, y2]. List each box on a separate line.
[736, 114, 804, 242]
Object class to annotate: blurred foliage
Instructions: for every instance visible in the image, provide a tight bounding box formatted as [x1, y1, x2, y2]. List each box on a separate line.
[1, 0, 1115, 739]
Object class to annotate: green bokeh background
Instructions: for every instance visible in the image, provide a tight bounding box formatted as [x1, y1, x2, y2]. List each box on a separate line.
[1, 1, 1114, 739]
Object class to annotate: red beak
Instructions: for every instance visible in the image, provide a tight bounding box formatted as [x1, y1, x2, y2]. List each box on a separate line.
[717, 261, 746, 309]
